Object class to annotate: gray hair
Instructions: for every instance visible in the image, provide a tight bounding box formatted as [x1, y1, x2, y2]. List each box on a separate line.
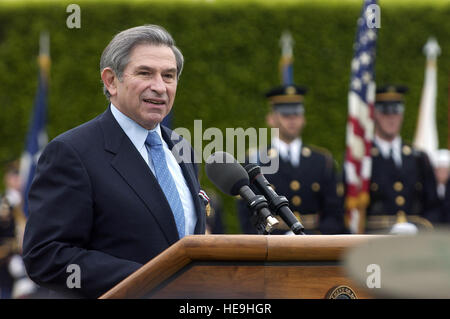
[100, 24, 184, 99]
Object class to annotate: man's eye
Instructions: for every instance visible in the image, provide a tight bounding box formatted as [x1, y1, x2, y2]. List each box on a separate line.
[163, 74, 175, 79]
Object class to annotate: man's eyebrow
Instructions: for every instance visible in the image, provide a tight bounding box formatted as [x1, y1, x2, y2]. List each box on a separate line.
[164, 68, 177, 74]
[135, 65, 154, 72]
[134, 65, 177, 73]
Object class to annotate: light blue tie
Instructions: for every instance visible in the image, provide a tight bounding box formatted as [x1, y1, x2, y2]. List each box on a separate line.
[146, 131, 185, 238]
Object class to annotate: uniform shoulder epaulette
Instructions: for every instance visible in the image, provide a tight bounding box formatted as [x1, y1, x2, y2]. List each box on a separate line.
[305, 144, 333, 159]
[304, 145, 335, 171]
[402, 143, 433, 168]
[404, 142, 426, 158]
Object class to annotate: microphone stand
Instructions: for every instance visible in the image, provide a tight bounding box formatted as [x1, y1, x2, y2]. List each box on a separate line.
[245, 164, 305, 235]
[241, 190, 279, 235]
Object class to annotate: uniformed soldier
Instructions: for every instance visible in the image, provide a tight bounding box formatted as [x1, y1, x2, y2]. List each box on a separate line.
[365, 85, 441, 232]
[0, 195, 17, 298]
[0, 162, 37, 298]
[237, 84, 346, 234]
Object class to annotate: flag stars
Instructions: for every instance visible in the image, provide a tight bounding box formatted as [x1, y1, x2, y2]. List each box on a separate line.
[366, 29, 377, 41]
[352, 58, 360, 72]
[352, 78, 362, 91]
[360, 35, 368, 45]
[362, 71, 371, 84]
[360, 52, 371, 65]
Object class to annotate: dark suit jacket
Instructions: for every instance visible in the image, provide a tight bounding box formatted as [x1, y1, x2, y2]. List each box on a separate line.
[22, 107, 206, 298]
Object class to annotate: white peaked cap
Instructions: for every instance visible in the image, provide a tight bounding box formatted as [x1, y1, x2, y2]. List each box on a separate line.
[433, 149, 450, 168]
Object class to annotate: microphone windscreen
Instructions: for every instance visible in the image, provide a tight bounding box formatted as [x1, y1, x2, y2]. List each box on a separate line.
[205, 152, 249, 196]
[244, 163, 261, 180]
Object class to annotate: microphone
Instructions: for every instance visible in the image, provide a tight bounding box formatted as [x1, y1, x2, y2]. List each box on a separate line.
[205, 152, 279, 234]
[245, 163, 305, 235]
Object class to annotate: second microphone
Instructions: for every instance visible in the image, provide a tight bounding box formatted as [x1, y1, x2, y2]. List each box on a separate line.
[244, 163, 305, 235]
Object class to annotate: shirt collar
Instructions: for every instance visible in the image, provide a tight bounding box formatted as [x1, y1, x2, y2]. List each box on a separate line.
[272, 136, 302, 161]
[374, 134, 402, 158]
[110, 103, 163, 151]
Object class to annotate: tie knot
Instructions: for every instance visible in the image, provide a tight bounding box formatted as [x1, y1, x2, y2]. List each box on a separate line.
[146, 131, 162, 147]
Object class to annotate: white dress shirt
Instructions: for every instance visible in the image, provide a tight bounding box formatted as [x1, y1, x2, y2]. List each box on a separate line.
[271, 136, 302, 167]
[110, 103, 197, 236]
[374, 135, 402, 167]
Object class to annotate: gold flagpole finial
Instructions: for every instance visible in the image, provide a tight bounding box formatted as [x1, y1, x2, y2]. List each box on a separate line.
[38, 31, 51, 77]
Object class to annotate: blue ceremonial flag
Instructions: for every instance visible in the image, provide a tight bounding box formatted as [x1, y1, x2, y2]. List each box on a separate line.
[19, 32, 50, 217]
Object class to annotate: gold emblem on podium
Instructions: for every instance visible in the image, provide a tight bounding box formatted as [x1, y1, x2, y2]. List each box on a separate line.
[326, 285, 358, 299]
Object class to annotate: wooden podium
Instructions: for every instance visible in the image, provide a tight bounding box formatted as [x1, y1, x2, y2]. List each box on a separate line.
[100, 235, 375, 299]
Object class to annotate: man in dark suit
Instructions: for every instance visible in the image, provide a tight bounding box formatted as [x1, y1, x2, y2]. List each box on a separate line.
[238, 85, 345, 235]
[22, 25, 206, 298]
[364, 85, 440, 232]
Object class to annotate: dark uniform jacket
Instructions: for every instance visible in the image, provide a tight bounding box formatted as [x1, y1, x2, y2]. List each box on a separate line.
[238, 144, 346, 234]
[0, 196, 17, 299]
[365, 142, 440, 232]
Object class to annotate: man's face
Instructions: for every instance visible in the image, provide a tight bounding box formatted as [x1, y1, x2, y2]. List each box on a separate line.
[374, 109, 403, 141]
[267, 111, 305, 142]
[109, 44, 178, 130]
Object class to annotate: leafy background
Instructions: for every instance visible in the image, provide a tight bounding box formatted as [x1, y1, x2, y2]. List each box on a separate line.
[0, 0, 449, 233]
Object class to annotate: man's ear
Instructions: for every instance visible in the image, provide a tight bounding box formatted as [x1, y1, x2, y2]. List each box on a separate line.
[101, 67, 118, 97]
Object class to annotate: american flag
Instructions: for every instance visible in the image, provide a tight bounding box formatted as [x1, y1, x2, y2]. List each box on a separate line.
[344, 0, 378, 234]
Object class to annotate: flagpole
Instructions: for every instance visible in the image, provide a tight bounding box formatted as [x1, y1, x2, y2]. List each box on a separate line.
[413, 37, 440, 159]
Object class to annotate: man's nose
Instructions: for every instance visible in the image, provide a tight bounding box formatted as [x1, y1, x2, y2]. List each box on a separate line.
[149, 73, 166, 94]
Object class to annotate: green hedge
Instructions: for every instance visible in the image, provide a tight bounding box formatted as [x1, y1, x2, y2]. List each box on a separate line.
[0, 0, 449, 233]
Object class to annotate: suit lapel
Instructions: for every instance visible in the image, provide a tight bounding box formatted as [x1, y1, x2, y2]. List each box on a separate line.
[98, 108, 179, 245]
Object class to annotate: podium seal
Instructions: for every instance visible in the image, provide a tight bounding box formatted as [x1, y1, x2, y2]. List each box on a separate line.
[326, 285, 358, 299]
